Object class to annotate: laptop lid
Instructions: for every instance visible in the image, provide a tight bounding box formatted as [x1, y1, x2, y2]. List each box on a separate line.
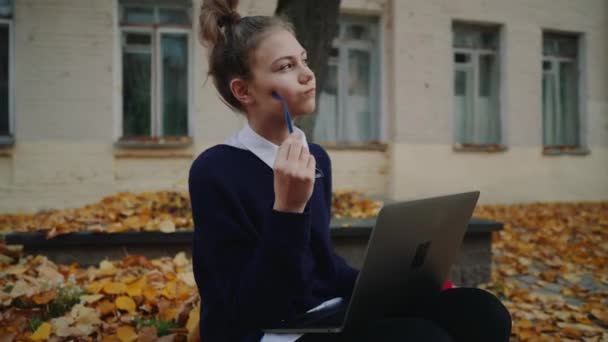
[263, 191, 480, 334]
[342, 191, 480, 328]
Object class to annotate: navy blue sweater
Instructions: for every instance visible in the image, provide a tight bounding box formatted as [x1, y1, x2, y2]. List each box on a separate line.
[188, 143, 359, 342]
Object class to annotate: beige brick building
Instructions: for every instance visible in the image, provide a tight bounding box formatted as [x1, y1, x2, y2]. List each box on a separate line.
[0, 0, 606, 213]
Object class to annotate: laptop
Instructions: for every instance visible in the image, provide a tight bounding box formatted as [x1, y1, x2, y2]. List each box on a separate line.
[262, 191, 480, 334]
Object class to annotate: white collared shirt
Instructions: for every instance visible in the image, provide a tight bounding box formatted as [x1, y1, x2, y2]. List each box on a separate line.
[223, 122, 341, 342]
[223, 121, 308, 169]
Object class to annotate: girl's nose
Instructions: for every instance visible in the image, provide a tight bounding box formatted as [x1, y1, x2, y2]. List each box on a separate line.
[299, 66, 314, 84]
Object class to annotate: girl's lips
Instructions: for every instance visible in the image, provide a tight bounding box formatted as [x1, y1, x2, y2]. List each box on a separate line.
[303, 88, 316, 97]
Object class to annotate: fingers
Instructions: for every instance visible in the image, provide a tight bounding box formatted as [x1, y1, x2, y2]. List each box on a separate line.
[275, 131, 314, 179]
[306, 154, 316, 171]
[275, 132, 300, 166]
[284, 132, 304, 162]
[275, 140, 289, 168]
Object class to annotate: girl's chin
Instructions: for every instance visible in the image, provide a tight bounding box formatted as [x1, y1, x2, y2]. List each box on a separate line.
[299, 100, 316, 115]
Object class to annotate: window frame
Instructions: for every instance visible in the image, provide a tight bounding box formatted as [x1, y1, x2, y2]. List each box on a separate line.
[0, 17, 14, 144]
[317, 15, 383, 146]
[541, 32, 584, 152]
[117, 2, 193, 143]
[451, 23, 503, 150]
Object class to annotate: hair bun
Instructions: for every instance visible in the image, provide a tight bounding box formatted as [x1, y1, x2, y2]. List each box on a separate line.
[218, 11, 241, 28]
[199, 0, 240, 47]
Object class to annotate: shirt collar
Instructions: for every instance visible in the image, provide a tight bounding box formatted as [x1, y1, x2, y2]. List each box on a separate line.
[224, 121, 308, 169]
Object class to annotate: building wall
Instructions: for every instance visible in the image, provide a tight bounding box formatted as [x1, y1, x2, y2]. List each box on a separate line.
[0, 0, 606, 213]
[388, 0, 608, 203]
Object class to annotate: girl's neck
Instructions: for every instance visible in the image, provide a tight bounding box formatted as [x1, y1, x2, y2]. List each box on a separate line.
[247, 114, 290, 146]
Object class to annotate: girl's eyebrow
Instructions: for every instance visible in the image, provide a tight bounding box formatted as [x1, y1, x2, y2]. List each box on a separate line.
[272, 50, 308, 65]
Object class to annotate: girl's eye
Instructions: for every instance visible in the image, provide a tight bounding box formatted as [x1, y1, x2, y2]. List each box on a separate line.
[302, 58, 308, 65]
[279, 63, 293, 71]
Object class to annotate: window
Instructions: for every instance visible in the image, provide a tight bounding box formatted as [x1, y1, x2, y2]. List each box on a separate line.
[452, 23, 501, 147]
[313, 16, 381, 145]
[119, 1, 191, 139]
[0, 0, 13, 141]
[542, 33, 580, 149]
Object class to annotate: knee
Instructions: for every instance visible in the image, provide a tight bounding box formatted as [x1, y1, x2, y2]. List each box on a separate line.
[441, 287, 512, 327]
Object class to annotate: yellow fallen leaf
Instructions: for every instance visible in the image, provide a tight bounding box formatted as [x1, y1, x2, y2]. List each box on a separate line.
[126, 277, 146, 297]
[86, 280, 108, 294]
[103, 282, 127, 295]
[124, 216, 143, 230]
[115, 296, 136, 313]
[30, 322, 52, 341]
[143, 287, 157, 304]
[97, 299, 116, 316]
[116, 326, 138, 342]
[80, 294, 105, 304]
[161, 281, 177, 299]
[160, 307, 179, 322]
[177, 282, 193, 300]
[119, 275, 138, 284]
[186, 306, 200, 336]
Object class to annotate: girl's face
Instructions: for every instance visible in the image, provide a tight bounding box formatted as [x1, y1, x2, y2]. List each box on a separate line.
[244, 29, 316, 118]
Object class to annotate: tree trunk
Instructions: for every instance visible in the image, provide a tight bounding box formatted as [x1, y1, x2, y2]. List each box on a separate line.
[275, 0, 341, 140]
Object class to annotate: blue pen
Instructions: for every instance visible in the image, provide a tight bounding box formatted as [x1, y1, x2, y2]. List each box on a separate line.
[273, 91, 323, 179]
[272, 91, 294, 134]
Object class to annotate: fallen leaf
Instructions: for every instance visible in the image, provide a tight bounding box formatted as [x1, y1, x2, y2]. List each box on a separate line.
[32, 289, 57, 305]
[103, 282, 127, 295]
[116, 326, 138, 342]
[80, 294, 105, 304]
[115, 296, 136, 313]
[30, 322, 52, 341]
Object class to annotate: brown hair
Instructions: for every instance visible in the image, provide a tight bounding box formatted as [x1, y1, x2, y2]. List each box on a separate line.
[199, 0, 294, 112]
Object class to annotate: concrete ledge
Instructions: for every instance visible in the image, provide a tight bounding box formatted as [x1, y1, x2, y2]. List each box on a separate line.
[4, 217, 502, 287]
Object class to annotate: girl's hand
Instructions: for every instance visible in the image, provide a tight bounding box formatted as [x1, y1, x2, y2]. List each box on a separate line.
[272, 132, 316, 213]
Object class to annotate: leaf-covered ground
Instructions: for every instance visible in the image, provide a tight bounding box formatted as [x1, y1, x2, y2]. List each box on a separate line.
[0, 191, 382, 238]
[0, 248, 199, 341]
[0, 196, 606, 341]
[475, 202, 607, 341]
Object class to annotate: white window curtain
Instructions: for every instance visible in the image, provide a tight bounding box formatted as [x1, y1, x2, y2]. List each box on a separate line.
[542, 34, 580, 148]
[314, 16, 380, 144]
[452, 24, 501, 146]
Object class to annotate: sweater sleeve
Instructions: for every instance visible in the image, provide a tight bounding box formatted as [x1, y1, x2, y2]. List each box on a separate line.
[189, 159, 314, 329]
[317, 145, 360, 298]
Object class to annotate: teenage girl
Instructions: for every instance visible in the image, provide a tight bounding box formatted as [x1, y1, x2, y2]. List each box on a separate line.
[188, 1, 512, 341]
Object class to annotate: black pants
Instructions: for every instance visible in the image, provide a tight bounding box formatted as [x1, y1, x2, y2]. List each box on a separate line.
[296, 287, 512, 342]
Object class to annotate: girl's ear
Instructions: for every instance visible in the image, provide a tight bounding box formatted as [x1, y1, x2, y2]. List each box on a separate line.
[230, 78, 254, 106]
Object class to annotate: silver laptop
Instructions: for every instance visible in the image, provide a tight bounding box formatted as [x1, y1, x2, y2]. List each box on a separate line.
[262, 191, 480, 334]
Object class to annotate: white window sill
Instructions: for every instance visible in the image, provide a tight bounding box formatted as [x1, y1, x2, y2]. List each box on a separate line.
[320, 142, 388, 152]
[452, 143, 508, 153]
[114, 136, 193, 149]
[542, 146, 590, 156]
[113, 136, 194, 159]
